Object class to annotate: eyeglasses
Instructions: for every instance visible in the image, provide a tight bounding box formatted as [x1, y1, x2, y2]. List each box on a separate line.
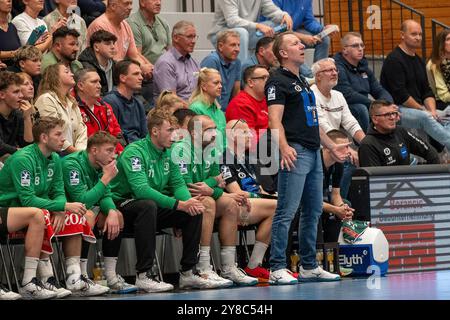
[251, 75, 269, 81]
[374, 111, 400, 118]
[318, 68, 339, 74]
[179, 34, 199, 41]
[231, 118, 247, 130]
[345, 43, 365, 49]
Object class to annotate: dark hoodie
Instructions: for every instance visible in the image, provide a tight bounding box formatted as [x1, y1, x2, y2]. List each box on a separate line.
[334, 52, 392, 107]
[359, 125, 439, 167]
[78, 47, 115, 96]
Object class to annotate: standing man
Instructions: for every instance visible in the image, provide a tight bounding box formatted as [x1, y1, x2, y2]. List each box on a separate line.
[128, 0, 171, 105]
[153, 20, 199, 101]
[201, 30, 241, 111]
[266, 32, 345, 285]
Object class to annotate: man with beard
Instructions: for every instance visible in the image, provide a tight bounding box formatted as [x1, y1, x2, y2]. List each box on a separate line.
[41, 26, 83, 74]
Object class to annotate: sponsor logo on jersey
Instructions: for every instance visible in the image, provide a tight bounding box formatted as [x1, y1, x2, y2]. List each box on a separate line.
[69, 170, 80, 185]
[21, 170, 31, 186]
[179, 160, 188, 174]
[267, 86, 276, 101]
[131, 157, 142, 171]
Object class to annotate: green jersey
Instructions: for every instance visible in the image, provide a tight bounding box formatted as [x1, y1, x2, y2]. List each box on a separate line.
[62, 150, 116, 215]
[110, 135, 191, 209]
[0, 143, 66, 211]
[171, 139, 223, 200]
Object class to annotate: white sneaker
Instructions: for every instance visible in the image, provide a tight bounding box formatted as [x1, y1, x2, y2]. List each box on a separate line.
[220, 264, 258, 286]
[178, 270, 218, 290]
[298, 266, 341, 282]
[269, 269, 298, 285]
[135, 272, 174, 293]
[107, 275, 139, 294]
[19, 277, 57, 300]
[0, 284, 21, 300]
[66, 275, 109, 296]
[198, 265, 233, 288]
[41, 276, 72, 298]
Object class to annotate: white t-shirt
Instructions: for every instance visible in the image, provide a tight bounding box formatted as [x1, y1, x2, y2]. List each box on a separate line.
[12, 12, 48, 46]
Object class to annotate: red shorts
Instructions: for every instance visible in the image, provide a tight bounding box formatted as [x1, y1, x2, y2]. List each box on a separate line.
[53, 211, 96, 244]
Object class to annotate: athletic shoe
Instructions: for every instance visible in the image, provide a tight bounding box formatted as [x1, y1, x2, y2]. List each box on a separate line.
[41, 276, 72, 298]
[135, 272, 173, 293]
[179, 270, 218, 289]
[108, 275, 139, 294]
[19, 277, 57, 300]
[198, 265, 233, 288]
[0, 283, 21, 300]
[244, 265, 270, 282]
[269, 269, 298, 285]
[339, 266, 353, 277]
[298, 266, 341, 282]
[67, 275, 109, 296]
[221, 264, 258, 286]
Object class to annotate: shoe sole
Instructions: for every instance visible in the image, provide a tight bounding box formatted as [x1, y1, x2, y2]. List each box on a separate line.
[55, 291, 72, 299]
[232, 280, 258, 287]
[139, 287, 174, 293]
[268, 279, 298, 286]
[298, 277, 341, 283]
[110, 287, 139, 294]
[71, 289, 110, 297]
[19, 292, 57, 300]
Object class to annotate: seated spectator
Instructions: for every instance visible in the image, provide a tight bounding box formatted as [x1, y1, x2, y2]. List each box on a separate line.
[359, 100, 440, 167]
[334, 32, 393, 132]
[74, 68, 125, 153]
[79, 30, 116, 96]
[35, 63, 87, 154]
[220, 119, 277, 282]
[153, 20, 199, 101]
[173, 108, 197, 140]
[41, 26, 83, 74]
[154, 90, 187, 114]
[12, 0, 66, 52]
[87, 0, 153, 79]
[0, 0, 22, 67]
[103, 59, 148, 144]
[227, 65, 269, 143]
[427, 29, 450, 109]
[208, 0, 292, 62]
[0, 71, 33, 160]
[380, 20, 450, 150]
[241, 36, 277, 80]
[7, 45, 42, 96]
[44, 0, 88, 55]
[128, 0, 171, 105]
[17, 72, 37, 115]
[0, 208, 58, 300]
[201, 30, 242, 110]
[189, 67, 226, 150]
[269, 0, 338, 78]
[78, 0, 106, 27]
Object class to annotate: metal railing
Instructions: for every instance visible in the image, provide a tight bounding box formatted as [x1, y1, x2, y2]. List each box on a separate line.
[181, 0, 215, 12]
[431, 19, 450, 50]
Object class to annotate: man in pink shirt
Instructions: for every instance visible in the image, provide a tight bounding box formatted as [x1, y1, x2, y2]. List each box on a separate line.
[87, 0, 153, 79]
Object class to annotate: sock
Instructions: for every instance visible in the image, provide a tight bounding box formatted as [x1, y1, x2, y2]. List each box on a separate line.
[37, 258, 54, 283]
[197, 246, 211, 271]
[22, 257, 39, 286]
[247, 241, 269, 269]
[181, 269, 193, 276]
[104, 256, 118, 281]
[220, 246, 236, 270]
[80, 259, 88, 277]
[65, 256, 81, 279]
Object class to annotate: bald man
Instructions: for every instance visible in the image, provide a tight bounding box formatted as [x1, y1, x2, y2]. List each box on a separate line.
[380, 20, 450, 150]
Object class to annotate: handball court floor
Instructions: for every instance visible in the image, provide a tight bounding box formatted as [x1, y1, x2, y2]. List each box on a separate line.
[76, 270, 450, 300]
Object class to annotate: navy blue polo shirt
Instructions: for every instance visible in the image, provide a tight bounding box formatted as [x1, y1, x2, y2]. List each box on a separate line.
[265, 67, 320, 149]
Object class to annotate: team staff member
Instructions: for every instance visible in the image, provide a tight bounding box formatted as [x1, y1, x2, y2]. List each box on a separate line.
[266, 32, 346, 285]
[62, 131, 135, 294]
[110, 108, 214, 291]
[359, 100, 440, 167]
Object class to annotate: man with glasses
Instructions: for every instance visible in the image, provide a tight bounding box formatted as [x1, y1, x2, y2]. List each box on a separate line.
[128, 0, 171, 105]
[153, 20, 199, 101]
[334, 32, 392, 133]
[359, 100, 439, 167]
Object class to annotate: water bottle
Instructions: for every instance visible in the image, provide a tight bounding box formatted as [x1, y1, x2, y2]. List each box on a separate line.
[326, 249, 334, 272]
[290, 250, 300, 273]
[256, 24, 287, 37]
[316, 249, 324, 267]
[92, 262, 103, 283]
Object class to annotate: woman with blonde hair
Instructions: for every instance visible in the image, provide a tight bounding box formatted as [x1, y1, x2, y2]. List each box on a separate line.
[35, 63, 87, 154]
[155, 90, 187, 114]
[16, 72, 36, 117]
[189, 67, 226, 149]
[427, 29, 450, 110]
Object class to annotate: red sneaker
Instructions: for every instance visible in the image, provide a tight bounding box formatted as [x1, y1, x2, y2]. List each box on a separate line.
[244, 266, 270, 282]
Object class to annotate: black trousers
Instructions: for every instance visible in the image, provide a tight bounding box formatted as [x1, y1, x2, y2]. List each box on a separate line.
[103, 199, 202, 273]
[316, 213, 342, 244]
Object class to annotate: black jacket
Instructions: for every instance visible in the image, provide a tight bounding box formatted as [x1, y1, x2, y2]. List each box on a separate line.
[78, 47, 115, 96]
[359, 125, 440, 167]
